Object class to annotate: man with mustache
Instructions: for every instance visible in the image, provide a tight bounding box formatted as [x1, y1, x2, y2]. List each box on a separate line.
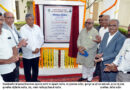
[77, 19, 99, 82]
[104, 25, 130, 82]
[0, 12, 19, 82]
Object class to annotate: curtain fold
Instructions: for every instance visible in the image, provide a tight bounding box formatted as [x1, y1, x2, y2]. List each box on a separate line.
[35, 5, 40, 26]
[68, 6, 79, 58]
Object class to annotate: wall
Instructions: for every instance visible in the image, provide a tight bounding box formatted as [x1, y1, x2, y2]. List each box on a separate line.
[0, 0, 16, 20]
[118, 0, 130, 27]
[16, 0, 33, 22]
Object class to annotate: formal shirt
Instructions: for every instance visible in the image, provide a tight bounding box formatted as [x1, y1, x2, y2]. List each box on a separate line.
[101, 31, 118, 61]
[106, 31, 118, 46]
[113, 38, 130, 73]
[98, 27, 109, 49]
[99, 27, 109, 40]
[20, 24, 44, 59]
[0, 29, 16, 74]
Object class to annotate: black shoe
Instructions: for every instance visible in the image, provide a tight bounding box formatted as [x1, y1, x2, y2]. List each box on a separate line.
[36, 80, 41, 82]
[87, 80, 91, 82]
[31, 80, 41, 82]
[93, 73, 98, 77]
[78, 78, 87, 81]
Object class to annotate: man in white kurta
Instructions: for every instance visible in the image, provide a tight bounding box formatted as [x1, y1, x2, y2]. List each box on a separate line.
[20, 14, 44, 82]
[77, 19, 99, 82]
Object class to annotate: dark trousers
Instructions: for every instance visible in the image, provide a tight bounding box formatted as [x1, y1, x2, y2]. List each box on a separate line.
[100, 62, 117, 82]
[23, 57, 39, 82]
[93, 49, 101, 81]
[1, 69, 16, 82]
[94, 62, 101, 76]
[15, 61, 20, 82]
[93, 62, 102, 82]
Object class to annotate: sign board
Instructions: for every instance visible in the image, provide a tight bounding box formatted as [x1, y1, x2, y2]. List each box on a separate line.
[44, 6, 72, 43]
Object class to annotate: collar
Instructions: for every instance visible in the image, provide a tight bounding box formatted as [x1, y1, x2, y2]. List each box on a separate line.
[26, 24, 34, 29]
[102, 27, 109, 30]
[109, 31, 118, 37]
[4, 22, 15, 30]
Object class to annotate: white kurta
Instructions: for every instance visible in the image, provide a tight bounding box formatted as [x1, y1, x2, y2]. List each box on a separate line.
[76, 27, 99, 81]
[77, 27, 99, 68]
[20, 24, 44, 59]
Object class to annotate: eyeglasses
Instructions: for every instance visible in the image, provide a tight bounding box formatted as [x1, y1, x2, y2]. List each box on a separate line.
[109, 24, 117, 27]
[6, 17, 14, 19]
[85, 22, 93, 25]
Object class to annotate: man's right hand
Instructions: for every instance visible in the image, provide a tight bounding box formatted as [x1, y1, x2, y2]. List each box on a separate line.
[104, 64, 112, 72]
[93, 35, 101, 43]
[95, 53, 103, 58]
[104, 63, 118, 72]
[78, 46, 86, 54]
[22, 39, 28, 47]
[8, 55, 19, 64]
[32, 48, 40, 54]
[18, 39, 28, 48]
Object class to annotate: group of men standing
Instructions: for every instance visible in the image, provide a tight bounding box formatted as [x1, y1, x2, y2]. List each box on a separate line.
[0, 12, 44, 82]
[0, 11, 130, 82]
[77, 14, 130, 82]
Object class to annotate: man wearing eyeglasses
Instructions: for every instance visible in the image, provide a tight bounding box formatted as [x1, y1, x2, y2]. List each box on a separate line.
[77, 19, 99, 82]
[104, 25, 130, 82]
[0, 13, 19, 82]
[94, 19, 126, 82]
[2, 12, 27, 82]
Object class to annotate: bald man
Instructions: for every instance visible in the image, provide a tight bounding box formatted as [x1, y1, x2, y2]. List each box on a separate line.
[3, 12, 27, 82]
[104, 24, 130, 82]
[99, 15, 110, 40]
[93, 15, 110, 80]
[0, 13, 19, 82]
[77, 19, 99, 82]
[95, 19, 126, 82]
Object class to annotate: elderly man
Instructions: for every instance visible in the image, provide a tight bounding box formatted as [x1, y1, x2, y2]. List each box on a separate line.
[95, 19, 126, 82]
[99, 15, 110, 40]
[3, 12, 27, 82]
[104, 25, 130, 82]
[93, 15, 110, 81]
[20, 14, 44, 82]
[77, 19, 99, 82]
[0, 13, 19, 82]
[94, 15, 110, 42]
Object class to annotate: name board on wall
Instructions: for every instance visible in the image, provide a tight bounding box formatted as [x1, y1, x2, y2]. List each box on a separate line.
[44, 6, 72, 43]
